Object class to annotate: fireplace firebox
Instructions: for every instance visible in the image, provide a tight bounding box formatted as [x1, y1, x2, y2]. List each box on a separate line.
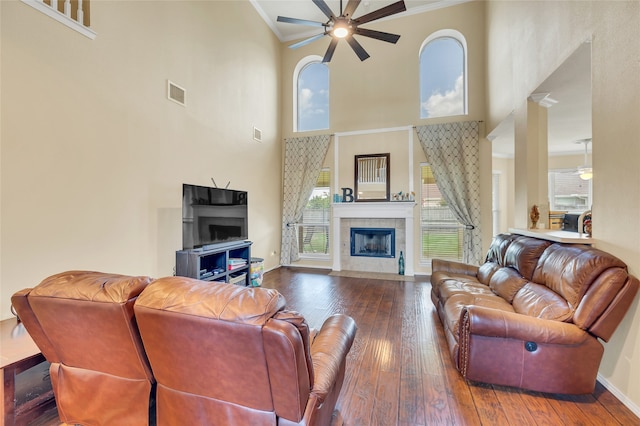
[350, 227, 395, 258]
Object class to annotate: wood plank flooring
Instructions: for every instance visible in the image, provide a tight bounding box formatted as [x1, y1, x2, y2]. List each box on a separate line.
[30, 267, 640, 425]
[262, 267, 640, 426]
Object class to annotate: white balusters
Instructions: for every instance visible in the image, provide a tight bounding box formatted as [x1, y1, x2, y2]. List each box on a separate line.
[20, 0, 96, 39]
[77, 0, 84, 24]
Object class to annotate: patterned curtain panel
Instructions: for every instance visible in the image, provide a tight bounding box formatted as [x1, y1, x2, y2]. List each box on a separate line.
[281, 135, 331, 265]
[415, 121, 482, 264]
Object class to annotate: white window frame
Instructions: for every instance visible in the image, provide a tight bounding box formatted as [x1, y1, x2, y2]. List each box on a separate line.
[298, 168, 331, 259]
[419, 163, 464, 265]
[293, 55, 328, 133]
[548, 168, 593, 212]
[419, 29, 468, 118]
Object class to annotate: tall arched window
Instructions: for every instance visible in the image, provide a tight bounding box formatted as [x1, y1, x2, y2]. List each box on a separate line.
[294, 55, 329, 132]
[419, 30, 467, 119]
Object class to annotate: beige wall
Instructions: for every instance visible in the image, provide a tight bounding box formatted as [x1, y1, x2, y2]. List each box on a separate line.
[491, 156, 513, 234]
[0, 1, 283, 319]
[281, 1, 491, 274]
[486, 1, 640, 411]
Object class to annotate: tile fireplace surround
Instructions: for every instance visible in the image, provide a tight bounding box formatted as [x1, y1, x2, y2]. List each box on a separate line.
[332, 202, 416, 276]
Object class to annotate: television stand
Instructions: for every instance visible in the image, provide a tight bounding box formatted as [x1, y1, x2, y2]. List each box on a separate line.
[176, 241, 252, 286]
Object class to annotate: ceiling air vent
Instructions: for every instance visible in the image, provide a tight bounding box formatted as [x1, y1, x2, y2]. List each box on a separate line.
[167, 80, 186, 106]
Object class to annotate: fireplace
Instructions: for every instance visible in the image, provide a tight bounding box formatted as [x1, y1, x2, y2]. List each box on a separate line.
[332, 202, 415, 275]
[350, 228, 395, 258]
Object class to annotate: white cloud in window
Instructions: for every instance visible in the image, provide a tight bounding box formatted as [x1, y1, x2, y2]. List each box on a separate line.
[421, 74, 464, 118]
[300, 88, 314, 112]
[300, 88, 326, 116]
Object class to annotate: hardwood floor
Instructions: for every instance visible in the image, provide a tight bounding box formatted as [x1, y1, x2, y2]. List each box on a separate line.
[30, 267, 639, 425]
[262, 267, 640, 426]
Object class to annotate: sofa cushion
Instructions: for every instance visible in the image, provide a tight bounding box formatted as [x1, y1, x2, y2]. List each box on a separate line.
[30, 270, 151, 303]
[532, 244, 628, 311]
[136, 276, 286, 326]
[484, 233, 519, 264]
[437, 278, 494, 304]
[503, 237, 552, 281]
[477, 262, 500, 285]
[489, 267, 528, 303]
[431, 271, 482, 298]
[512, 282, 571, 321]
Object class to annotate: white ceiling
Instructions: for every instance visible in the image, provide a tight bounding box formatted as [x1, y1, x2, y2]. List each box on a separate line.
[250, 0, 592, 157]
[250, 0, 467, 42]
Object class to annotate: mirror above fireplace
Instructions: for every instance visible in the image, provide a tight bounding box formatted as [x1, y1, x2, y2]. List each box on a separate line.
[354, 153, 390, 202]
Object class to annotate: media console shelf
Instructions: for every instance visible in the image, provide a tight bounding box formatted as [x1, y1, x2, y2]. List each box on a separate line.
[176, 241, 252, 286]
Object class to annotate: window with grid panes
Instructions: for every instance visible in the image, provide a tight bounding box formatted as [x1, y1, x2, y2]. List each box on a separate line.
[548, 169, 592, 212]
[298, 169, 330, 257]
[420, 164, 464, 264]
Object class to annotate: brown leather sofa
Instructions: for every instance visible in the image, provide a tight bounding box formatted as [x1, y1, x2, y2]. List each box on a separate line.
[11, 271, 155, 425]
[431, 233, 639, 394]
[134, 276, 357, 426]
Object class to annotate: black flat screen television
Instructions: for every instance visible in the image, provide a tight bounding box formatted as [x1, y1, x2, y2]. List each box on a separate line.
[182, 184, 248, 250]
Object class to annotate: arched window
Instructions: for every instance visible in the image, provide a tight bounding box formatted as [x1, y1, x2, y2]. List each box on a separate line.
[294, 56, 329, 132]
[419, 30, 467, 119]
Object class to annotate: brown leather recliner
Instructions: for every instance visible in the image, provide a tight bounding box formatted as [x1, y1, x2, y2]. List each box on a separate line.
[11, 271, 156, 425]
[134, 276, 357, 426]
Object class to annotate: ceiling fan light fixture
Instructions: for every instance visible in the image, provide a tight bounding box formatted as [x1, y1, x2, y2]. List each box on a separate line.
[579, 168, 593, 180]
[332, 22, 350, 38]
[576, 138, 592, 180]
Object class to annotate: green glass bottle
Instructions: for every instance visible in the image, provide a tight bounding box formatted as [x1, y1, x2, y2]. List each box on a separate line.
[398, 251, 405, 275]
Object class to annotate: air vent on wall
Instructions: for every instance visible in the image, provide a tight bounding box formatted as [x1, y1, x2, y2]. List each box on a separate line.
[253, 126, 263, 142]
[167, 80, 186, 106]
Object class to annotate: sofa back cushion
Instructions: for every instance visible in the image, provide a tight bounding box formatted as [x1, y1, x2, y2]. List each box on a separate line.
[478, 234, 522, 285]
[512, 282, 572, 320]
[489, 268, 528, 303]
[477, 262, 500, 285]
[503, 236, 552, 281]
[531, 244, 627, 313]
[484, 233, 519, 264]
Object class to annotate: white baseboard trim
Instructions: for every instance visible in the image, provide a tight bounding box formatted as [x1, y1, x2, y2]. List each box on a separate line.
[597, 373, 640, 418]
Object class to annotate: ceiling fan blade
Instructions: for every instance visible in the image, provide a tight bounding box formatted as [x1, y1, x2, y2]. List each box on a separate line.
[312, 0, 336, 20]
[355, 27, 401, 44]
[342, 0, 361, 18]
[346, 36, 370, 61]
[353, 0, 406, 25]
[323, 38, 339, 63]
[289, 33, 327, 49]
[277, 16, 326, 27]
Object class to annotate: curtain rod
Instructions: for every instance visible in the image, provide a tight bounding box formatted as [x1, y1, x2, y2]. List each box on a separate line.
[413, 120, 484, 128]
[283, 121, 484, 139]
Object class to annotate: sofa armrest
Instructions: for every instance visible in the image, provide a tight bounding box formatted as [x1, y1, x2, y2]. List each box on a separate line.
[310, 314, 357, 401]
[461, 305, 589, 345]
[432, 258, 479, 277]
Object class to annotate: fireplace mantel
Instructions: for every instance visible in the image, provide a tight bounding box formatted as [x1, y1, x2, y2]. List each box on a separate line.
[332, 202, 416, 219]
[332, 202, 416, 275]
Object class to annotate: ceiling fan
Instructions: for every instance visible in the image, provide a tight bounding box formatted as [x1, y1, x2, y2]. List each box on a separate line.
[559, 138, 593, 180]
[576, 138, 592, 180]
[277, 0, 407, 63]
